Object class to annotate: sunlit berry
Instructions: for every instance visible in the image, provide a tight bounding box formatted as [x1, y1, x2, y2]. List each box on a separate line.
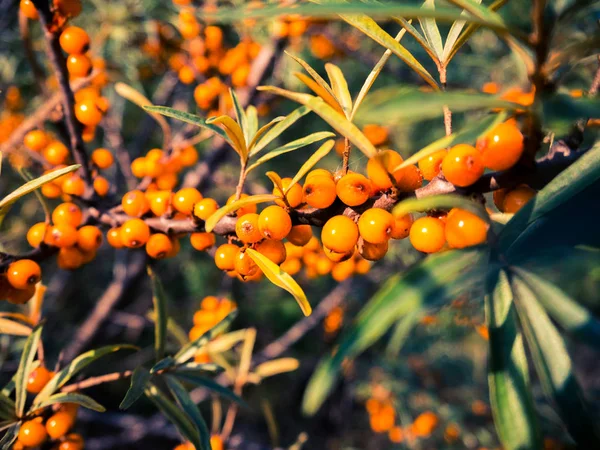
[46, 411, 74, 439]
[362, 124, 389, 146]
[62, 175, 85, 196]
[445, 208, 488, 249]
[146, 233, 173, 259]
[235, 213, 262, 244]
[47, 224, 78, 248]
[59, 26, 90, 54]
[303, 174, 336, 208]
[66, 54, 92, 78]
[193, 198, 219, 221]
[106, 227, 123, 248]
[214, 244, 239, 271]
[173, 187, 203, 215]
[409, 217, 446, 253]
[442, 144, 484, 187]
[336, 173, 371, 206]
[91, 148, 114, 169]
[24, 129, 48, 151]
[322, 215, 359, 254]
[122, 190, 150, 217]
[26, 366, 53, 394]
[131, 157, 146, 178]
[418, 150, 447, 181]
[273, 178, 303, 208]
[42, 183, 62, 198]
[476, 121, 524, 171]
[190, 232, 215, 251]
[391, 214, 413, 240]
[43, 140, 69, 165]
[52, 202, 82, 227]
[20, 0, 39, 19]
[287, 225, 312, 246]
[234, 249, 260, 279]
[502, 185, 535, 213]
[6, 259, 41, 290]
[58, 433, 85, 450]
[331, 258, 355, 281]
[120, 218, 150, 248]
[227, 193, 257, 217]
[75, 99, 103, 126]
[179, 146, 198, 167]
[357, 208, 394, 244]
[258, 205, 292, 240]
[93, 176, 109, 196]
[77, 225, 103, 251]
[366, 149, 404, 192]
[255, 239, 287, 265]
[18, 420, 47, 447]
[27, 222, 50, 248]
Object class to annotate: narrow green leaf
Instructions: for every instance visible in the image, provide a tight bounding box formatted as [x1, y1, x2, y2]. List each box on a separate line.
[250, 106, 310, 156]
[172, 373, 247, 407]
[151, 356, 176, 374]
[174, 363, 223, 375]
[285, 140, 335, 194]
[392, 194, 490, 223]
[143, 106, 229, 141]
[0, 424, 19, 449]
[419, 0, 444, 60]
[286, 52, 337, 102]
[445, 0, 504, 26]
[442, 0, 482, 62]
[247, 117, 285, 153]
[0, 318, 32, 337]
[0, 393, 15, 421]
[120, 367, 151, 410]
[148, 266, 167, 362]
[324, 63, 353, 118]
[15, 324, 42, 417]
[204, 194, 278, 233]
[393, 17, 439, 65]
[34, 392, 106, 412]
[230, 89, 249, 146]
[206, 115, 248, 161]
[386, 310, 422, 358]
[246, 105, 258, 141]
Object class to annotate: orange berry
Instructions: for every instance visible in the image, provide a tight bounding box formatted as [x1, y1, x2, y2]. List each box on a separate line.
[62, 175, 85, 196]
[442, 144, 484, 187]
[273, 178, 303, 208]
[211, 434, 224, 450]
[179, 146, 198, 167]
[355, 258, 370, 274]
[231, 64, 250, 88]
[331, 258, 355, 281]
[205, 26, 223, 51]
[106, 227, 123, 248]
[120, 218, 151, 248]
[23, 129, 48, 151]
[6, 284, 36, 305]
[75, 99, 103, 126]
[389, 426, 404, 443]
[194, 84, 214, 109]
[52, 202, 82, 227]
[54, 0, 82, 17]
[214, 244, 239, 271]
[234, 249, 260, 280]
[362, 124, 389, 146]
[255, 239, 287, 265]
[418, 150, 447, 181]
[315, 255, 334, 275]
[46, 411, 74, 439]
[146, 191, 171, 216]
[502, 185, 535, 213]
[322, 215, 359, 253]
[235, 213, 262, 244]
[146, 233, 174, 259]
[180, 21, 200, 40]
[122, 190, 150, 217]
[190, 232, 215, 251]
[18, 420, 47, 447]
[303, 175, 337, 208]
[476, 121, 524, 171]
[27, 222, 50, 248]
[287, 225, 312, 246]
[227, 193, 257, 217]
[57, 247, 84, 270]
[336, 173, 372, 206]
[285, 242, 305, 259]
[47, 224, 78, 247]
[178, 66, 196, 85]
[357, 208, 394, 244]
[6, 260, 42, 290]
[359, 239, 388, 261]
[280, 258, 301, 275]
[258, 205, 292, 240]
[20, 0, 39, 19]
[193, 198, 219, 221]
[26, 366, 53, 394]
[93, 176, 110, 196]
[397, 165, 424, 192]
[131, 157, 146, 178]
[366, 150, 404, 192]
[43, 140, 69, 165]
[66, 54, 92, 78]
[412, 411, 439, 437]
[173, 187, 203, 215]
[42, 183, 62, 198]
[91, 148, 114, 169]
[59, 26, 90, 54]
[391, 214, 413, 240]
[409, 217, 446, 253]
[445, 208, 488, 249]
[493, 188, 507, 211]
[58, 433, 84, 450]
[77, 225, 103, 251]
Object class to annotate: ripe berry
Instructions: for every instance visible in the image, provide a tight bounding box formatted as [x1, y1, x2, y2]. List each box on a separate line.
[91, 147, 114, 169]
[477, 121, 524, 171]
[59, 26, 90, 54]
[287, 225, 312, 246]
[211, 435, 224, 450]
[66, 54, 92, 78]
[258, 205, 292, 240]
[391, 214, 413, 240]
[227, 193, 257, 217]
[131, 157, 146, 178]
[18, 420, 47, 447]
[409, 217, 446, 253]
[42, 183, 61, 198]
[355, 258, 371, 275]
[323, 246, 353, 263]
[26, 366, 52, 394]
[20, 0, 38, 19]
[214, 244, 239, 271]
[46, 411, 74, 439]
[396, 165, 424, 192]
[281, 258, 301, 275]
[7, 259, 41, 290]
[23, 129, 48, 151]
[273, 178, 303, 208]
[106, 227, 123, 248]
[255, 239, 287, 265]
[52, 202, 82, 227]
[336, 173, 372, 206]
[179, 146, 198, 167]
[303, 175, 337, 208]
[146, 191, 171, 216]
[234, 249, 260, 280]
[59, 433, 84, 450]
[62, 175, 85, 196]
[357, 208, 394, 244]
[285, 242, 305, 259]
[43, 140, 69, 165]
[502, 185, 535, 213]
[27, 222, 50, 248]
[442, 144, 484, 187]
[146, 233, 173, 259]
[493, 189, 507, 211]
[54, 0, 83, 17]
[190, 232, 215, 251]
[418, 150, 447, 181]
[205, 26, 223, 51]
[362, 124, 389, 146]
[47, 224, 78, 247]
[331, 259, 355, 282]
[232, 64, 250, 87]
[75, 99, 103, 126]
[77, 225, 103, 251]
[122, 190, 150, 217]
[156, 173, 178, 190]
[366, 150, 403, 192]
[235, 213, 262, 244]
[120, 218, 150, 248]
[6, 284, 36, 305]
[173, 188, 203, 215]
[359, 239, 388, 261]
[322, 215, 359, 253]
[193, 198, 219, 221]
[93, 176, 109, 196]
[57, 247, 84, 270]
[445, 208, 488, 249]
[306, 169, 333, 180]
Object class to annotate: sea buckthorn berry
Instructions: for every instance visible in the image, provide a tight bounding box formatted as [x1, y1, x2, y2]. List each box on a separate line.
[43, 140, 69, 165]
[77, 225, 103, 251]
[193, 198, 219, 221]
[322, 215, 359, 254]
[211, 435, 224, 450]
[80, 248, 97, 264]
[6, 284, 36, 305]
[235, 213, 262, 244]
[303, 175, 337, 208]
[6, 259, 41, 290]
[26, 366, 52, 394]
[366, 149, 404, 192]
[200, 296, 219, 311]
[66, 54, 92, 78]
[281, 258, 301, 275]
[18, 420, 47, 447]
[445, 208, 488, 249]
[57, 247, 83, 270]
[306, 169, 333, 181]
[47, 224, 78, 247]
[75, 99, 103, 126]
[409, 217, 446, 254]
[27, 222, 50, 248]
[122, 190, 150, 217]
[227, 193, 257, 217]
[173, 188, 203, 215]
[232, 64, 250, 87]
[42, 183, 62, 198]
[178, 66, 195, 85]
[93, 176, 109, 196]
[23, 129, 48, 151]
[59, 433, 84, 450]
[54, 0, 82, 17]
[411, 411, 439, 437]
[190, 232, 215, 251]
[194, 84, 213, 109]
[146, 234, 173, 259]
[120, 219, 150, 248]
[418, 150, 447, 181]
[255, 239, 287, 265]
[258, 205, 292, 240]
[331, 259, 355, 282]
[91, 148, 114, 169]
[287, 225, 312, 246]
[442, 144, 484, 187]
[476, 121, 524, 171]
[493, 188, 507, 211]
[336, 173, 372, 206]
[396, 165, 424, 192]
[362, 124, 389, 146]
[359, 239, 388, 261]
[131, 157, 146, 178]
[234, 249, 260, 279]
[214, 244, 239, 271]
[273, 178, 303, 208]
[156, 173, 178, 190]
[52, 202, 82, 227]
[144, 160, 165, 179]
[357, 208, 394, 244]
[148, 191, 172, 216]
[107, 227, 123, 248]
[503, 185, 535, 213]
[205, 26, 223, 51]
[62, 175, 85, 196]
[179, 146, 198, 167]
[46, 411, 74, 439]
[20, 0, 39, 19]
[391, 214, 414, 240]
[355, 258, 370, 274]
[59, 26, 90, 54]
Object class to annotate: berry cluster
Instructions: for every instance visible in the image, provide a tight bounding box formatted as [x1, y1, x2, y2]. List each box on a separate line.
[130, 147, 198, 190]
[0, 259, 42, 304]
[174, 435, 223, 450]
[189, 296, 237, 355]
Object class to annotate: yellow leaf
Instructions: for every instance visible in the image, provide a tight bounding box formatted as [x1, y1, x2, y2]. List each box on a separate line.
[295, 72, 343, 115]
[206, 115, 248, 162]
[0, 312, 35, 326]
[246, 249, 311, 316]
[325, 63, 353, 118]
[286, 52, 337, 101]
[248, 117, 285, 153]
[0, 318, 32, 336]
[285, 140, 335, 194]
[254, 358, 300, 379]
[265, 171, 284, 193]
[204, 194, 278, 232]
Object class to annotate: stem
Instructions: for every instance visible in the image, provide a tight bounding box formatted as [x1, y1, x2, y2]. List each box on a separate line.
[234, 161, 248, 201]
[439, 65, 452, 137]
[62, 370, 134, 393]
[342, 137, 351, 174]
[589, 56, 600, 96]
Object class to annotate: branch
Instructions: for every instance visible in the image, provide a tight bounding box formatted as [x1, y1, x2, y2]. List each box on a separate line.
[19, 10, 46, 94]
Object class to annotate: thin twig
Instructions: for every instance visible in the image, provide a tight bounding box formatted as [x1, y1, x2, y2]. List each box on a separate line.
[62, 370, 134, 393]
[342, 137, 350, 174]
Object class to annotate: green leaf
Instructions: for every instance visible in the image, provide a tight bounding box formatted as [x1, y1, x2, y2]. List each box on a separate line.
[246, 249, 311, 317]
[15, 324, 43, 417]
[143, 106, 228, 141]
[172, 373, 247, 407]
[0, 393, 15, 421]
[0, 318, 32, 337]
[324, 63, 353, 118]
[145, 383, 201, 450]
[419, 0, 444, 61]
[204, 194, 278, 233]
[246, 106, 258, 142]
[385, 310, 422, 358]
[285, 140, 335, 194]
[246, 132, 335, 174]
[174, 310, 238, 364]
[249, 107, 310, 156]
[286, 52, 337, 103]
[302, 248, 486, 415]
[393, 17, 440, 65]
[445, 0, 504, 26]
[120, 367, 151, 410]
[148, 266, 167, 362]
[441, 0, 482, 62]
[392, 194, 490, 223]
[230, 89, 249, 146]
[151, 356, 176, 374]
[33, 345, 137, 406]
[174, 363, 223, 374]
[542, 94, 600, 136]
[18, 168, 51, 224]
[0, 423, 19, 449]
[511, 274, 600, 447]
[165, 376, 211, 450]
[33, 392, 106, 413]
[485, 270, 541, 450]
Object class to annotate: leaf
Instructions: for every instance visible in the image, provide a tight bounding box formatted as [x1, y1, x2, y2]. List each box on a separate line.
[418, 0, 444, 61]
[151, 357, 176, 374]
[386, 310, 422, 358]
[511, 274, 600, 447]
[247, 117, 284, 153]
[286, 52, 337, 104]
[0, 423, 18, 449]
[0, 393, 15, 421]
[0, 318, 32, 337]
[165, 376, 211, 450]
[257, 86, 378, 158]
[174, 310, 238, 364]
[120, 367, 151, 410]
[246, 132, 335, 174]
[340, 13, 439, 89]
[246, 249, 311, 317]
[542, 94, 600, 136]
[246, 106, 258, 141]
[485, 270, 541, 450]
[285, 140, 335, 194]
[442, 0, 482, 62]
[143, 106, 228, 141]
[249, 106, 310, 156]
[15, 324, 42, 417]
[33, 345, 137, 406]
[393, 17, 440, 65]
[302, 249, 486, 415]
[148, 266, 167, 362]
[265, 172, 284, 193]
[254, 358, 299, 379]
[295, 72, 343, 114]
[204, 194, 278, 233]
[394, 111, 507, 169]
[172, 373, 247, 406]
[230, 89, 249, 146]
[33, 392, 106, 412]
[145, 383, 202, 450]
[392, 194, 490, 223]
[174, 363, 223, 375]
[206, 115, 248, 162]
[324, 63, 353, 118]
[0, 165, 79, 226]
[445, 0, 504, 26]
[512, 267, 600, 346]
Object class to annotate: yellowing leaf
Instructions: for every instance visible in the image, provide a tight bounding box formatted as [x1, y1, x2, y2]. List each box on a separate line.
[254, 358, 300, 379]
[250, 106, 311, 156]
[206, 115, 248, 162]
[325, 63, 353, 118]
[230, 89, 250, 145]
[286, 52, 337, 101]
[285, 140, 335, 194]
[295, 72, 343, 114]
[246, 249, 311, 316]
[393, 194, 490, 223]
[204, 194, 278, 233]
[265, 171, 284, 193]
[0, 318, 32, 337]
[247, 117, 285, 153]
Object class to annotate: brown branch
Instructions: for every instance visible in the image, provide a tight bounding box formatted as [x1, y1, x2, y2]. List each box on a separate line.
[589, 56, 600, 96]
[19, 10, 46, 94]
[62, 370, 134, 393]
